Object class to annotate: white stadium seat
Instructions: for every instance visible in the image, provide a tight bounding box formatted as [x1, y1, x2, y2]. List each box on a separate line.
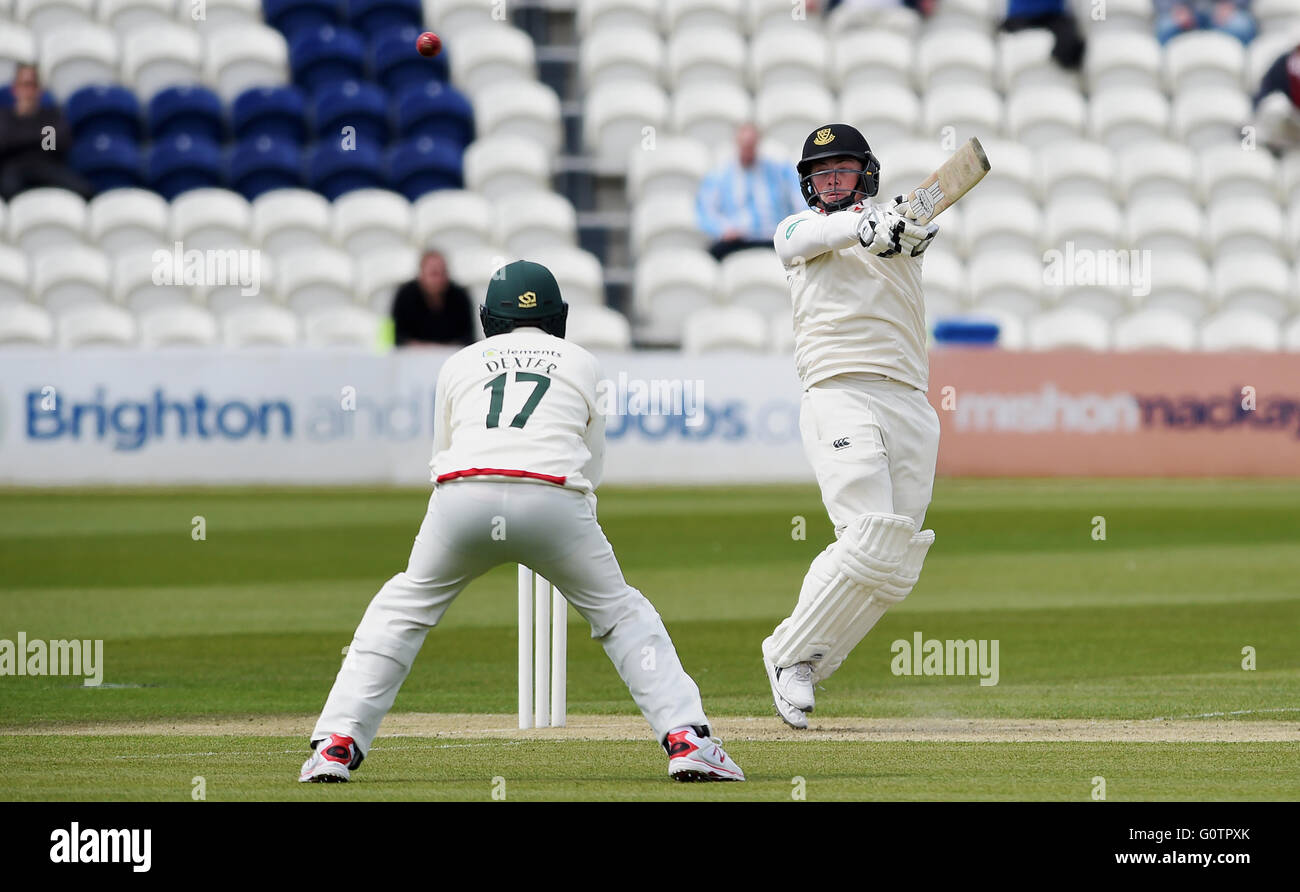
[632, 247, 719, 342]
[1254, 0, 1300, 35]
[1197, 144, 1279, 207]
[718, 248, 787, 317]
[565, 304, 632, 351]
[1213, 253, 1294, 320]
[576, 0, 659, 37]
[877, 140, 948, 207]
[1207, 198, 1287, 258]
[16, 0, 95, 35]
[1084, 0, 1154, 33]
[968, 138, 1037, 203]
[1116, 141, 1197, 206]
[1027, 307, 1111, 351]
[277, 247, 355, 314]
[749, 27, 830, 93]
[0, 301, 53, 345]
[755, 84, 835, 164]
[1282, 153, 1300, 208]
[1199, 310, 1282, 350]
[220, 302, 298, 347]
[832, 31, 913, 92]
[625, 135, 711, 205]
[969, 249, 1046, 318]
[665, 26, 746, 91]
[1245, 29, 1300, 92]
[1284, 315, 1300, 352]
[412, 190, 494, 253]
[1172, 87, 1251, 152]
[449, 25, 536, 96]
[496, 191, 578, 255]
[1037, 140, 1115, 203]
[473, 81, 563, 157]
[356, 245, 419, 313]
[682, 305, 767, 353]
[184, 0, 263, 32]
[961, 195, 1043, 257]
[916, 29, 995, 91]
[330, 189, 414, 256]
[57, 302, 136, 348]
[998, 27, 1077, 93]
[1164, 30, 1246, 95]
[7, 187, 86, 252]
[112, 248, 192, 312]
[924, 0, 997, 34]
[463, 136, 552, 202]
[630, 192, 706, 257]
[138, 304, 218, 348]
[1085, 31, 1162, 93]
[447, 247, 519, 317]
[0, 244, 29, 304]
[426, 0, 501, 39]
[0, 24, 35, 84]
[920, 83, 1002, 145]
[1112, 309, 1198, 351]
[579, 25, 663, 88]
[99, 0, 172, 34]
[826, 2, 921, 39]
[39, 23, 118, 100]
[302, 305, 380, 349]
[1126, 195, 1205, 256]
[121, 23, 203, 101]
[196, 254, 273, 315]
[1006, 84, 1086, 149]
[839, 85, 921, 152]
[170, 188, 253, 251]
[1089, 87, 1170, 151]
[584, 80, 669, 173]
[965, 305, 1025, 350]
[920, 250, 968, 318]
[250, 189, 333, 257]
[526, 246, 605, 307]
[32, 245, 108, 313]
[203, 23, 289, 102]
[87, 189, 169, 255]
[664, 0, 742, 35]
[1044, 195, 1124, 252]
[747, 0, 809, 36]
[671, 82, 754, 149]
[1145, 249, 1213, 321]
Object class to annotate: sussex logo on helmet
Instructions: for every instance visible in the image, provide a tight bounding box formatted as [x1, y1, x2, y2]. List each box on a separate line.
[518, 291, 537, 308]
[813, 128, 835, 146]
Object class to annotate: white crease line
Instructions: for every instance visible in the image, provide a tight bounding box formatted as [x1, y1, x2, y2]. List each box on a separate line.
[1139, 707, 1300, 723]
[112, 741, 527, 761]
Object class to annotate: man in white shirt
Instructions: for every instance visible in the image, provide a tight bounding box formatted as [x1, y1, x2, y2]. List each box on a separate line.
[300, 260, 743, 783]
[761, 123, 942, 729]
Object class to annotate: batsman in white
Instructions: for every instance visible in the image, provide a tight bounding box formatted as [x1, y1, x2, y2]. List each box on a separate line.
[762, 123, 941, 729]
[300, 260, 744, 782]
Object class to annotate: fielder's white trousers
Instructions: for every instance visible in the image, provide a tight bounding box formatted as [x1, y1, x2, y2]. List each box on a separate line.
[312, 481, 710, 753]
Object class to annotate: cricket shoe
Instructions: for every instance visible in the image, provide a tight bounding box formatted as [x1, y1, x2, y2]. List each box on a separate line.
[299, 734, 362, 783]
[762, 637, 815, 729]
[665, 727, 745, 782]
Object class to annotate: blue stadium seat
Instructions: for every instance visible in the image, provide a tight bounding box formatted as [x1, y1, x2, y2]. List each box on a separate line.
[312, 80, 389, 145]
[65, 85, 142, 143]
[231, 86, 308, 145]
[371, 24, 448, 93]
[346, 0, 422, 38]
[148, 85, 225, 144]
[307, 139, 384, 199]
[393, 81, 474, 150]
[387, 135, 463, 201]
[0, 87, 57, 109]
[289, 25, 367, 95]
[229, 136, 304, 200]
[264, 0, 343, 39]
[148, 134, 223, 200]
[69, 135, 144, 193]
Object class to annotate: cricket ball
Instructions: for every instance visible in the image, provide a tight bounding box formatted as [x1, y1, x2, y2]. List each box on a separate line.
[417, 31, 442, 58]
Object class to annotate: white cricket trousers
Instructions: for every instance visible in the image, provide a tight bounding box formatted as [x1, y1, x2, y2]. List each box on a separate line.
[312, 480, 709, 753]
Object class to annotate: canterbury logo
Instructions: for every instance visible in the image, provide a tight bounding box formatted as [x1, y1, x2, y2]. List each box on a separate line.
[517, 291, 537, 308]
[832, 437, 850, 449]
[813, 128, 835, 146]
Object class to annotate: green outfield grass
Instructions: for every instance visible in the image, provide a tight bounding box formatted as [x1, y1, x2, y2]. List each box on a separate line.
[1, 480, 1297, 800]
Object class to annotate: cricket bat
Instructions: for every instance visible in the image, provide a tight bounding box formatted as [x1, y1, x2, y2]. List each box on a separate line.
[897, 138, 990, 224]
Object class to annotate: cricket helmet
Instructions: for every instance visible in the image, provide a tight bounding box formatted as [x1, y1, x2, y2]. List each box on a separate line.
[480, 260, 568, 338]
[796, 123, 880, 212]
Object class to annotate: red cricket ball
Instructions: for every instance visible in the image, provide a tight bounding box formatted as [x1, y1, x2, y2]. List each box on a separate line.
[417, 31, 442, 58]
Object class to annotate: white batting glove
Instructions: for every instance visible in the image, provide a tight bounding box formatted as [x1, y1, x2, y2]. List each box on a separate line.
[856, 201, 939, 258]
[887, 195, 939, 256]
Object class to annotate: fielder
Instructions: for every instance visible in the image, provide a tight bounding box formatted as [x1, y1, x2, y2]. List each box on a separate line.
[762, 123, 941, 728]
[300, 260, 744, 782]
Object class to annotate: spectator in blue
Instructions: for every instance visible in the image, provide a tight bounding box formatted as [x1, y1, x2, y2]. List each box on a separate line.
[1001, 0, 1085, 69]
[696, 123, 804, 261]
[1154, 1, 1257, 46]
[1252, 43, 1300, 154]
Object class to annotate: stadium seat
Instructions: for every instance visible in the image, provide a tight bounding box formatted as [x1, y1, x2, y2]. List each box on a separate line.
[1115, 140, 1196, 205]
[964, 305, 1025, 349]
[755, 84, 835, 161]
[356, 244, 418, 312]
[204, 23, 291, 103]
[463, 136, 550, 202]
[1089, 87, 1170, 150]
[825, 0, 921, 37]
[121, 23, 203, 101]
[393, 80, 475, 148]
[1213, 252, 1294, 320]
[718, 248, 788, 317]
[277, 246, 355, 313]
[447, 25, 536, 96]
[496, 191, 578, 256]
[17, 0, 95, 36]
[920, 84, 1002, 146]
[1283, 315, 1300, 352]
[877, 140, 948, 207]
[663, 0, 741, 34]
[302, 304, 380, 347]
[1084, 0, 1153, 33]
[681, 305, 767, 353]
[1056, 280, 1130, 323]
[232, 86, 308, 144]
[671, 82, 754, 149]
[56, 302, 136, 348]
[372, 24, 449, 93]
[1208, 199, 1287, 258]
[1199, 310, 1282, 350]
[1006, 84, 1085, 149]
[38, 23, 118, 100]
[447, 246, 519, 305]
[32, 245, 109, 313]
[1254, 0, 1300, 33]
[831, 31, 912, 93]
[312, 79, 389, 145]
[1282, 154, 1300, 208]
[917, 29, 995, 91]
[290, 24, 366, 94]
[580, 25, 662, 89]
[1027, 307, 1111, 350]
[0, 244, 30, 304]
[967, 138, 1036, 203]
[148, 84, 223, 143]
[472, 81, 563, 157]
[630, 192, 704, 257]
[69, 134, 143, 192]
[307, 139, 386, 200]
[0, 301, 53, 345]
[997, 27, 1077, 93]
[345, 0, 421, 37]
[7, 187, 86, 252]
[1197, 144, 1279, 207]
[264, 0, 342, 37]
[1084, 31, 1161, 93]
[961, 195, 1043, 257]
[331, 188, 413, 254]
[250, 187, 332, 256]
[185, 0, 264, 32]
[632, 247, 719, 342]
[575, 0, 658, 36]
[387, 135, 464, 200]
[1164, 30, 1246, 95]
[565, 304, 632, 351]
[1126, 195, 1205, 256]
[839, 84, 921, 151]
[526, 246, 604, 307]
[426, 0, 502, 39]
[138, 304, 218, 347]
[1172, 87, 1251, 152]
[625, 135, 711, 204]
[169, 187, 253, 251]
[1044, 195, 1124, 253]
[1146, 249, 1213, 321]
[147, 134, 223, 200]
[1038, 140, 1115, 203]
[920, 251, 967, 319]
[0, 25, 35, 85]
[749, 26, 830, 93]
[221, 302, 299, 346]
[1112, 308, 1198, 351]
[66, 85, 142, 142]
[923, 0, 997, 33]
[197, 254, 275, 314]
[1245, 28, 1300, 92]
[228, 136, 304, 200]
[585, 80, 670, 172]
[969, 249, 1045, 318]
[411, 189, 493, 253]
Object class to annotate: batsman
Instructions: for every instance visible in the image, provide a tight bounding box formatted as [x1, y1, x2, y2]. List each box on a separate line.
[762, 123, 942, 728]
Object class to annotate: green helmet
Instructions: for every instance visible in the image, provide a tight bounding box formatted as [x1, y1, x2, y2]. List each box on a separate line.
[480, 260, 568, 338]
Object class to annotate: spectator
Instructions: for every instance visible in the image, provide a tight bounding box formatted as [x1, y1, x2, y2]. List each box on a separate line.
[0, 64, 94, 200]
[1252, 44, 1300, 154]
[696, 123, 804, 261]
[1154, 1, 1257, 46]
[825, 0, 934, 17]
[1001, 0, 1086, 70]
[391, 250, 475, 347]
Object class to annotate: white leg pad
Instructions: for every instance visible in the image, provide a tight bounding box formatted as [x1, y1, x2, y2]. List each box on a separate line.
[766, 513, 916, 671]
[813, 529, 935, 683]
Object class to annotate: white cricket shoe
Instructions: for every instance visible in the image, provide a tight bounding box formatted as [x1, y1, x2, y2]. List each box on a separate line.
[666, 727, 745, 782]
[299, 733, 361, 783]
[762, 637, 815, 729]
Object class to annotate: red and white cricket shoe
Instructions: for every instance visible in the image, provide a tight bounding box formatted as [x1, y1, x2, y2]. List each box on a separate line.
[299, 733, 361, 783]
[665, 727, 745, 782]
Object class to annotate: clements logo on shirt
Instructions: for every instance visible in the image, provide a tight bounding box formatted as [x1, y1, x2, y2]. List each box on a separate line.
[482, 347, 562, 374]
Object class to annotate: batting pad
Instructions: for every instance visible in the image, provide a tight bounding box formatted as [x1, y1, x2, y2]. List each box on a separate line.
[766, 512, 916, 671]
[812, 529, 935, 683]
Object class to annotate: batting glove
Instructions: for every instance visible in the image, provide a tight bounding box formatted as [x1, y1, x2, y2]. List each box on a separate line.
[856, 203, 905, 257]
[887, 195, 940, 257]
